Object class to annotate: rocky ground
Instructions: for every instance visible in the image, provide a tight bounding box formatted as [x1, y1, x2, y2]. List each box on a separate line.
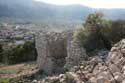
[36, 39, 125, 83]
[0, 38, 125, 83]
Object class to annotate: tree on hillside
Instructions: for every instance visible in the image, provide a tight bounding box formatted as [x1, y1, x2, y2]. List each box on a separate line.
[108, 20, 125, 44]
[74, 12, 112, 52]
[0, 44, 3, 62]
[84, 12, 111, 49]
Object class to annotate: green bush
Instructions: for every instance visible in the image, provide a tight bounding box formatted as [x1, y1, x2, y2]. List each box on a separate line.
[0, 44, 3, 62]
[0, 77, 30, 83]
[106, 20, 125, 44]
[2, 41, 37, 64]
[74, 12, 125, 52]
[0, 78, 10, 83]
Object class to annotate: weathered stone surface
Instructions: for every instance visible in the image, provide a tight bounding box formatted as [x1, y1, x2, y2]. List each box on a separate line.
[122, 80, 125, 83]
[109, 64, 121, 73]
[36, 30, 87, 74]
[106, 39, 125, 82]
[97, 71, 112, 80]
[65, 40, 86, 68]
[96, 76, 110, 83]
[36, 36, 125, 82]
[93, 39, 125, 83]
[114, 75, 123, 82]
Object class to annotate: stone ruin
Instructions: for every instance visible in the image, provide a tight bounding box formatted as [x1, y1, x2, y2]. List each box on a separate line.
[39, 39, 125, 83]
[35, 30, 87, 75]
[105, 39, 125, 82]
[85, 39, 125, 83]
[82, 39, 125, 83]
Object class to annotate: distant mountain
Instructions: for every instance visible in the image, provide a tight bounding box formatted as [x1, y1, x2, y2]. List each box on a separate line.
[0, 0, 125, 21]
[96, 9, 125, 20]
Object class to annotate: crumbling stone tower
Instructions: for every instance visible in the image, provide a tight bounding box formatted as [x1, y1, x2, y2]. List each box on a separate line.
[36, 30, 87, 75]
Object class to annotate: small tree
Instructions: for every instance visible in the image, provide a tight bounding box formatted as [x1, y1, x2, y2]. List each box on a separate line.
[0, 44, 3, 62]
[74, 12, 112, 52]
[7, 41, 37, 64]
[107, 20, 125, 44]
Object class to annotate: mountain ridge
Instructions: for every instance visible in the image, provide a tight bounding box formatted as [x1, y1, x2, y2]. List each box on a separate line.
[0, 0, 125, 21]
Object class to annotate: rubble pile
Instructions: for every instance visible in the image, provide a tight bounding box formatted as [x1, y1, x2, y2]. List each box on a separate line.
[37, 39, 125, 83]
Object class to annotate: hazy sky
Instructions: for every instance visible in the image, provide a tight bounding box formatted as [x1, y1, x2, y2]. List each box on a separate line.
[35, 0, 125, 9]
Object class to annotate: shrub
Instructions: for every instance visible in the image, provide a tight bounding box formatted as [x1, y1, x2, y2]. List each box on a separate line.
[73, 25, 86, 45]
[0, 78, 10, 83]
[0, 44, 3, 62]
[74, 12, 125, 52]
[106, 20, 125, 44]
[2, 41, 37, 64]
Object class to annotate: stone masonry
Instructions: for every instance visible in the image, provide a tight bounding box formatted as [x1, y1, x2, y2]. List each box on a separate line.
[36, 30, 87, 75]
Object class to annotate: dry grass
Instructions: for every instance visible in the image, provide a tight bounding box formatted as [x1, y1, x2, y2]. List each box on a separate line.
[0, 62, 37, 78]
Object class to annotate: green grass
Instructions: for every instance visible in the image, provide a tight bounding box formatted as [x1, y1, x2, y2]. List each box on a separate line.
[0, 76, 32, 83]
[0, 78, 10, 83]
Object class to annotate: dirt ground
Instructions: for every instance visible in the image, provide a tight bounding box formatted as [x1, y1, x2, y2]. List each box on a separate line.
[0, 62, 38, 79]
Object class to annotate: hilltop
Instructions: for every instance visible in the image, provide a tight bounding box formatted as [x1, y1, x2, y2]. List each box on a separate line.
[0, 0, 125, 22]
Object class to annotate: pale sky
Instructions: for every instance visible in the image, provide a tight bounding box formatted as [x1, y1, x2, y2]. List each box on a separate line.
[35, 0, 125, 9]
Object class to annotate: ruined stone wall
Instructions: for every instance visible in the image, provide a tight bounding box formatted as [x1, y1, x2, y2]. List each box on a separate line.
[65, 39, 87, 69]
[36, 30, 87, 75]
[37, 37, 125, 83]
